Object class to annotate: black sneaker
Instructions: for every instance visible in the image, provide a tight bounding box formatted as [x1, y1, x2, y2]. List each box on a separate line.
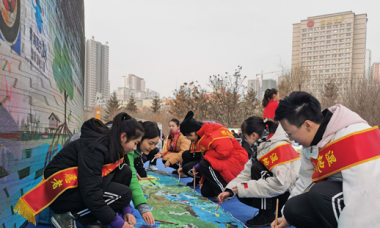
[186, 178, 200, 186]
[51, 212, 77, 228]
[245, 210, 275, 227]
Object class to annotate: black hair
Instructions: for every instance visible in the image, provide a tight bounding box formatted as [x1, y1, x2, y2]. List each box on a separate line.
[169, 118, 180, 126]
[274, 91, 323, 127]
[241, 116, 278, 137]
[139, 121, 160, 141]
[262, 88, 278, 108]
[94, 113, 144, 164]
[181, 121, 204, 137]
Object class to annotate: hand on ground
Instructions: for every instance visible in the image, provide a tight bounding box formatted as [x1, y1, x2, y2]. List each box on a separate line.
[177, 167, 183, 175]
[136, 173, 142, 181]
[165, 161, 171, 168]
[123, 213, 136, 226]
[218, 192, 230, 203]
[271, 217, 290, 228]
[142, 211, 155, 226]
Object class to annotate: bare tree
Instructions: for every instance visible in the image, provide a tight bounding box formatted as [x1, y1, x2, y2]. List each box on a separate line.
[278, 65, 309, 97]
[321, 79, 339, 110]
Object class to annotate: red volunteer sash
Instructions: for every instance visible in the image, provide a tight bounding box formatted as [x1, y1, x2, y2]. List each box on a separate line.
[310, 126, 380, 182]
[259, 143, 300, 171]
[14, 158, 124, 225]
[195, 127, 233, 154]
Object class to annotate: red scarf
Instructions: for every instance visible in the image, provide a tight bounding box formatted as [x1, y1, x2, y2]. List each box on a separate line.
[167, 129, 180, 152]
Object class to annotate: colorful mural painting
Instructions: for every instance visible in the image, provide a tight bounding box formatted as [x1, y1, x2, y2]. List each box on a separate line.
[0, 0, 85, 227]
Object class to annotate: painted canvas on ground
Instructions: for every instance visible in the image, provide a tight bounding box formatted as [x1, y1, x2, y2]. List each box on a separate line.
[0, 1, 85, 227]
[133, 171, 246, 228]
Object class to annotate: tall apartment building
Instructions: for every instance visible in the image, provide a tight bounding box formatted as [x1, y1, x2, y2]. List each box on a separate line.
[365, 49, 372, 78]
[261, 79, 277, 98]
[84, 38, 110, 108]
[127, 74, 146, 92]
[146, 88, 160, 99]
[292, 11, 367, 100]
[371, 63, 380, 84]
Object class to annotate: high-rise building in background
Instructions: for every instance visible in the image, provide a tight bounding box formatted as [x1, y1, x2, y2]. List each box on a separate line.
[292, 11, 367, 100]
[247, 78, 277, 100]
[372, 63, 380, 84]
[261, 79, 278, 98]
[84, 38, 110, 108]
[365, 49, 372, 78]
[117, 75, 160, 108]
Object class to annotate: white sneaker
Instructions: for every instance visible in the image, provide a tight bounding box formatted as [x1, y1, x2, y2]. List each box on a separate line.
[147, 164, 158, 171]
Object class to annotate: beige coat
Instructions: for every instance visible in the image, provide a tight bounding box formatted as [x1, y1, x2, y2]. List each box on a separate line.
[162, 134, 191, 165]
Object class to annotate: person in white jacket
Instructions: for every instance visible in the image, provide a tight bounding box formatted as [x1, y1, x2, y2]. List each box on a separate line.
[218, 116, 301, 227]
[271, 91, 380, 228]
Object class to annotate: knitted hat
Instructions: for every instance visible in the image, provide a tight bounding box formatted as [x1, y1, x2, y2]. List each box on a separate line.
[180, 111, 202, 134]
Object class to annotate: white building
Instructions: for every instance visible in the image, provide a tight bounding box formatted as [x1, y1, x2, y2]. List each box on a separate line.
[365, 49, 372, 78]
[84, 38, 110, 109]
[146, 88, 160, 99]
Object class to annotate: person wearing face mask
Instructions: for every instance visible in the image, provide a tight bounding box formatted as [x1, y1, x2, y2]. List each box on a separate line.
[161, 118, 191, 175]
[14, 113, 155, 228]
[218, 116, 300, 227]
[132, 121, 161, 178]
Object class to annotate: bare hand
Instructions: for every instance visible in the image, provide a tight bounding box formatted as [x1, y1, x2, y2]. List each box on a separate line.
[142, 211, 155, 226]
[199, 183, 203, 189]
[177, 167, 183, 176]
[232, 186, 238, 194]
[271, 217, 290, 228]
[193, 168, 198, 175]
[154, 153, 162, 159]
[136, 173, 142, 181]
[123, 214, 136, 226]
[218, 192, 230, 203]
[121, 222, 134, 228]
[165, 161, 171, 168]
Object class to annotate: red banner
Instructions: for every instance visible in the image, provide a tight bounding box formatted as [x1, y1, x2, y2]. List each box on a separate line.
[311, 126, 380, 182]
[259, 143, 300, 171]
[14, 158, 124, 225]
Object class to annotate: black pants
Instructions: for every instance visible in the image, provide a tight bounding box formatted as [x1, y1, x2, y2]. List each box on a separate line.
[199, 159, 227, 197]
[236, 160, 289, 214]
[134, 148, 159, 177]
[182, 150, 202, 177]
[50, 165, 133, 226]
[284, 181, 344, 228]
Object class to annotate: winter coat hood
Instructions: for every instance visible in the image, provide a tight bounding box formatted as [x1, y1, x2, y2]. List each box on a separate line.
[197, 122, 225, 137]
[316, 104, 368, 148]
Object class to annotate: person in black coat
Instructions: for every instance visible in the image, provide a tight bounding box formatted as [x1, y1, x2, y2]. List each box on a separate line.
[44, 113, 155, 228]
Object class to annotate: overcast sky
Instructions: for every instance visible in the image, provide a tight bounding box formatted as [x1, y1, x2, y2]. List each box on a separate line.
[84, 0, 380, 98]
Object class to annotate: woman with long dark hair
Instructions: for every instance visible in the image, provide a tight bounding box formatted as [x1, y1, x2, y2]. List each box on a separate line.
[15, 113, 155, 228]
[161, 118, 191, 175]
[218, 116, 300, 227]
[262, 88, 279, 120]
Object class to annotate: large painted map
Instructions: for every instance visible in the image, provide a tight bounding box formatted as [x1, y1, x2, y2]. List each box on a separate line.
[133, 171, 246, 228]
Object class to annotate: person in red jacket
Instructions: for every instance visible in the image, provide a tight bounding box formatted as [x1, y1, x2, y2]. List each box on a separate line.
[263, 88, 279, 120]
[178, 111, 248, 201]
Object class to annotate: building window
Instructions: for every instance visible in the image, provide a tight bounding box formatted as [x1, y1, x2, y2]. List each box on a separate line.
[302, 43, 306, 46]
[321, 31, 325, 35]
[302, 48, 306, 51]
[325, 64, 330, 68]
[345, 68, 350, 71]
[325, 75, 330, 78]
[339, 44, 344, 47]
[340, 34, 345, 37]
[321, 27, 325, 30]
[332, 50, 337, 53]
[338, 64, 344, 67]
[325, 70, 330, 73]
[345, 73, 350, 76]
[326, 45, 331, 49]
[346, 33, 351, 36]
[347, 28, 351, 32]
[314, 28, 319, 31]
[313, 51, 318, 54]
[313, 66, 317, 69]
[302, 34, 307, 37]
[339, 59, 344, 62]
[320, 46, 324, 49]
[320, 60, 324, 63]
[308, 38, 313, 41]
[313, 47, 318, 50]
[309, 33, 313, 36]
[340, 29, 344, 32]
[340, 24, 345, 27]
[314, 42, 319, 45]
[327, 40, 331, 44]
[345, 58, 350, 61]
[320, 41, 325, 44]
[319, 70, 324, 73]
[339, 49, 344, 52]
[345, 63, 350, 66]
[346, 38, 351, 42]
[314, 56, 318, 59]
[327, 26, 332, 29]
[332, 69, 336, 72]
[320, 36, 325, 40]
[308, 43, 313, 46]
[327, 35, 331, 39]
[307, 57, 312, 60]
[338, 69, 343, 72]
[314, 37, 319, 40]
[333, 30, 338, 33]
[320, 51, 324, 54]
[326, 60, 330, 63]
[320, 56, 324, 59]
[333, 44, 337, 48]
[302, 39, 306, 42]
[339, 39, 344, 42]
[345, 53, 350, 56]
[346, 43, 351, 46]
[339, 54, 344, 57]
[320, 65, 324, 68]
[308, 47, 313, 50]
[302, 29, 307, 32]
[333, 25, 338, 28]
[314, 32, 319, 35]
[346, 48, 350, 51]
[333, 40, 338, 43]
[309, 28, 313, 32]
[313, 70, 317, 73]
[307, 52, 312, 55]
[347, 23, 351, 26]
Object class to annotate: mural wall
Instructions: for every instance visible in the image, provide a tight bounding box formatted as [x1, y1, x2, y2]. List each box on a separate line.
[0, 0, 85, 226]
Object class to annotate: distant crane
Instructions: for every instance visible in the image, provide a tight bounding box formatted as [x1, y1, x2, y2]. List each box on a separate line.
[255, 70, 283, 81]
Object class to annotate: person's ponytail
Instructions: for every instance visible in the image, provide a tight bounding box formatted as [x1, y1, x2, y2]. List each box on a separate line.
[262, 88, 278, 108]
[241, 116, 278, 138]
